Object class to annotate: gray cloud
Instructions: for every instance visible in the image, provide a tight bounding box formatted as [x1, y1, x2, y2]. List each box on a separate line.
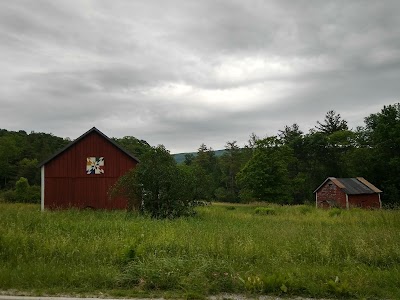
[0, 0, 399, 153]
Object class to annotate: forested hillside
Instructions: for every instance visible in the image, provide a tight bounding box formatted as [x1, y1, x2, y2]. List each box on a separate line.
[173, 149, 226, 164]
[1, 103, 399, 206]
[0, 130, 69, 189]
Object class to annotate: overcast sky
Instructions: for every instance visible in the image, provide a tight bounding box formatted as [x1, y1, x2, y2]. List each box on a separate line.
[1, 1, 399, 153]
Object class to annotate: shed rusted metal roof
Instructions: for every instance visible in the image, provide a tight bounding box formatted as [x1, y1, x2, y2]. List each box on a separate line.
[314, 177, 382, 194]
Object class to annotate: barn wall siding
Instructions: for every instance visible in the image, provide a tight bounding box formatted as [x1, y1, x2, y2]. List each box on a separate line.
[316, 180, 347, 208]
[44, 131, 137, 209]
[348, 194, 381, 209]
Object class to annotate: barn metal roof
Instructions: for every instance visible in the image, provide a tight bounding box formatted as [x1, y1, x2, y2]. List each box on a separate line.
[314, 177, 382, 194]
[38, 127, 140, 167]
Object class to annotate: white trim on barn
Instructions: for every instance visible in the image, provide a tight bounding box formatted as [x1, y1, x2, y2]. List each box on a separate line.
[41, 166, 45, 211]
[345, 194, 349, 209]
[378, 193, 382, 208]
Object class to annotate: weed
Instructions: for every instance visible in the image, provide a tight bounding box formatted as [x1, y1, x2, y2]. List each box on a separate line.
[298, 205, 314, 215]
[326, 277, 351, 297]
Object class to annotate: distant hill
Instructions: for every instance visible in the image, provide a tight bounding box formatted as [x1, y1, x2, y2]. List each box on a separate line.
[173, 149, 226, 164]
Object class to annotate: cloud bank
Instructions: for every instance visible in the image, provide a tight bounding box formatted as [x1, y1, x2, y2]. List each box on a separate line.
[1, 0, 399, 152]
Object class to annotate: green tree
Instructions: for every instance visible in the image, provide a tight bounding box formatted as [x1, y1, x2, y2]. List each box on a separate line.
[217, 141, 245, 202]
[296, 111, 355, 200]
[0, 136, 20, 188]
[0, 129, 68, 190]
[237, 136, 294, 203]
[108, 168, 142, 212]
[113, 136, 151, 160]
[17, 158, 40, 186]
[191, 144, 220, 200]
[242, 133, 259, 162]
[110, 145, 196, 218]
[183, 153, 195, 166]
[364, 103, 400, 205]
[278, 124, 308, 203]
[279, 123, 303, 144]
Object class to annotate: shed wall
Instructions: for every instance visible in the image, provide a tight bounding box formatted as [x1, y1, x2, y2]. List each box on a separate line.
[44, 131, 137, 209]
[316, 180, 347, 208]
[348, 194, 381, 209]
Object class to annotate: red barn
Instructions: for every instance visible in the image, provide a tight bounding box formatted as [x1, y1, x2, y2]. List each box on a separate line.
[314, 177, 382, 209]
[39, 127, 139, 210]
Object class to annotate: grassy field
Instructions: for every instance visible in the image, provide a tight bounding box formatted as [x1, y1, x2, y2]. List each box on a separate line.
[0, 203, 399, 299]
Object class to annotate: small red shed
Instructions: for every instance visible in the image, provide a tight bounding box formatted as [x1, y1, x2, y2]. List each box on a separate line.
[39, 127, 139, 210]
[314, 177, 382, 209]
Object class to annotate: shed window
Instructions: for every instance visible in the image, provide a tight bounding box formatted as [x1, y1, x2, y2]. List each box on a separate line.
[86, 157, 104, 174]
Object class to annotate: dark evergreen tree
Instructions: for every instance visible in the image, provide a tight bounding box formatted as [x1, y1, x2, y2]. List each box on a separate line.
[315, 110, 348, 134]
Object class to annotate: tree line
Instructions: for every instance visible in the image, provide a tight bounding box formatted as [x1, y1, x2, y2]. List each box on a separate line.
[111, 103, 400, 212]
[190, 103, 400, 206]
[1, 103, 399, 207]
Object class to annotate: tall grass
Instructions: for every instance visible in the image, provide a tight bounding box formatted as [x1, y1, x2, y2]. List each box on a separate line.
[0, 203, 399, 299]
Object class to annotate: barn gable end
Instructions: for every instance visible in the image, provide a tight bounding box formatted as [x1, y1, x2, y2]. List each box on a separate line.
[39, 127, 139, 210]
[314, 177, 382, 209]
[314, 178, 348, 208]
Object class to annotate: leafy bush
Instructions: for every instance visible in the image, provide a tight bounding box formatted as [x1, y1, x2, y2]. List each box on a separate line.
[2, 189, 17, 202]
[2, 177, 40, 203]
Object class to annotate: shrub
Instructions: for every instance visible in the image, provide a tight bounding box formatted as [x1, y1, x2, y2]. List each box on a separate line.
[15, 177, 29, 201]
[2, 177, 40, 203]
[2, 189, 17, 202]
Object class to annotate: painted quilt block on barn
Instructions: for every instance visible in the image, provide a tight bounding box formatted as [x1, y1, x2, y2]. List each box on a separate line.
[86, 157, 104, 174]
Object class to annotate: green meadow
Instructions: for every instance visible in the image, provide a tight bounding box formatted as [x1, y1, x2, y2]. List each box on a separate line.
[0, 203, 399, 299]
